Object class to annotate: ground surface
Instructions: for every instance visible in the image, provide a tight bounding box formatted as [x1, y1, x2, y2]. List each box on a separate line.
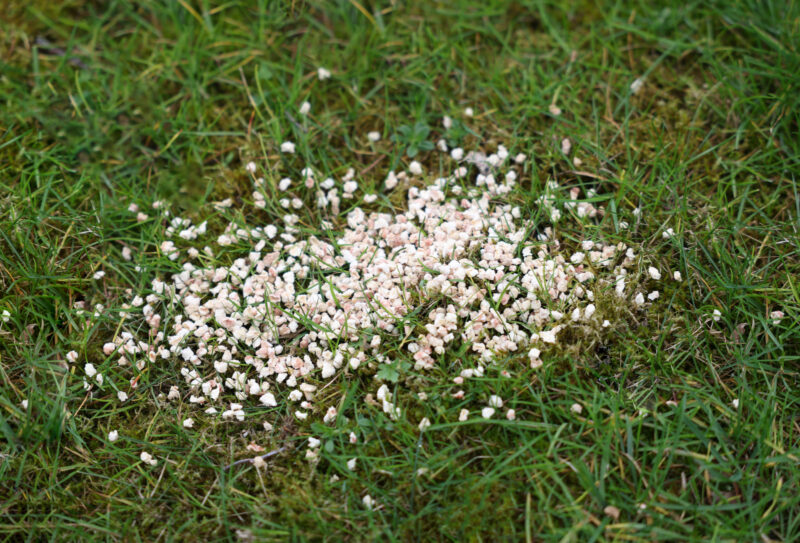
[1, 1, 799, 541]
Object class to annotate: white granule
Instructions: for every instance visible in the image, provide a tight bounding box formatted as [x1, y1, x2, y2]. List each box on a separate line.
[140, 451, 157, 466]
[488, 395, 503, 408]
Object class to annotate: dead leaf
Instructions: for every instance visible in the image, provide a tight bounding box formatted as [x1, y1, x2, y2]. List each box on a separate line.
[731, 322, 747, 342]
[604, 505, 620, 520]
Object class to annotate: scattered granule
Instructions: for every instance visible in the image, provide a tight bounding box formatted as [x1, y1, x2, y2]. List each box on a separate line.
[140, 451, 157, 466]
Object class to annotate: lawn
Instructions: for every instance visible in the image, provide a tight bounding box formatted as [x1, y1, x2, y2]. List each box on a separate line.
[1, 0, 799, 541]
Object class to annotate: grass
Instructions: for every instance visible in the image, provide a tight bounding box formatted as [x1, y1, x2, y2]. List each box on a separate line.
[1, 0, 799, 540]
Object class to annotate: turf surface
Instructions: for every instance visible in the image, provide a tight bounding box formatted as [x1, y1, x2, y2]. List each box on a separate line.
[1, 1, 799, 540]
